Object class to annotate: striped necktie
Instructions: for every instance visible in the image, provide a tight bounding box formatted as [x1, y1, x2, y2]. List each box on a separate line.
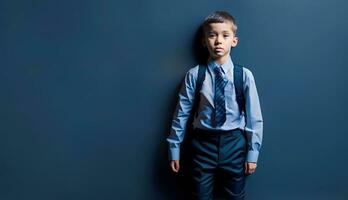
[212, 66, 227, 127]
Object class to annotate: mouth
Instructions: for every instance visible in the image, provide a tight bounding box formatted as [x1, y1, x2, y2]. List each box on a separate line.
[214, 47, 224, 52]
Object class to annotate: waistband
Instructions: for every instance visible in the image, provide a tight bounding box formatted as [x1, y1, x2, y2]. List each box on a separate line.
[193, 127, 244, 136]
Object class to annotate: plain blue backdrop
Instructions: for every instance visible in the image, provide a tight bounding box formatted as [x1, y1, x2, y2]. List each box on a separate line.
[0, 0, 347, 199]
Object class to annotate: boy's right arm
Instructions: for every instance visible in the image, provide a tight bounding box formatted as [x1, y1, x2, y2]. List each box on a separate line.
[166, 69, 196, 162]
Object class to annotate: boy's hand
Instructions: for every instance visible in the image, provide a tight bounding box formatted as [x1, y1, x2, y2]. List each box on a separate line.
[170, 160, 180, 173]
[245, 162, 257, 175]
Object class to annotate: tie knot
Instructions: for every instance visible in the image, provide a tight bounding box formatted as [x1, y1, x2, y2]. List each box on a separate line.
[214, 66, 223, 76]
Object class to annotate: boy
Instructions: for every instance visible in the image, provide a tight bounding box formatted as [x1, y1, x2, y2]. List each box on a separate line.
[166, 11, 263, 200]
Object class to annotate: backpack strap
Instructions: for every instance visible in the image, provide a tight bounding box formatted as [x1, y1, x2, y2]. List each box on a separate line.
[192, 64, 207, 117]
[234, 64, 246, 114]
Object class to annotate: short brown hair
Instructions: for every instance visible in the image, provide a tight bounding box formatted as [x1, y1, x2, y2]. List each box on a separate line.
[202, 11, 237, 35]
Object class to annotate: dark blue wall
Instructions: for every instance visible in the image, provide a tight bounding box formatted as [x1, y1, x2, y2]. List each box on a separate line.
[0, 0, 347, 199]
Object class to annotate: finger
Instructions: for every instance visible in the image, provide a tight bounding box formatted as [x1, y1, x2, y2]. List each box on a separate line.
[174, 162, 178, 171]
[173, 162, 179, 172]
[244, 163, 248, 174]
[248, 165, 254, 174]
[171, 162, 177, 172]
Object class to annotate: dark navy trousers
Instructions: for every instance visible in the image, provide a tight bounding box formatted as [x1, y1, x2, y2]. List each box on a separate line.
[190, 128, 248, 200]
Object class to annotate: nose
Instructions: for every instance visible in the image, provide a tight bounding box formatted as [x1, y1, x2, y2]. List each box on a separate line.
[215, 35, 222, 45]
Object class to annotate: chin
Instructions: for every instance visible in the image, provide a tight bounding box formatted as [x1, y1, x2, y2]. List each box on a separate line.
[215, 53, 226, 58]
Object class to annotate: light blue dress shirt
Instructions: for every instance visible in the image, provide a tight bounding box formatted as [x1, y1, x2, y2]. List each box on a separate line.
[166, 55, 263, 163]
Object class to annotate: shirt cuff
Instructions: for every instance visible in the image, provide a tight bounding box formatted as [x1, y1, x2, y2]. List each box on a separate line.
[246, 150, 259, 163]
[169, 147, 180, 161]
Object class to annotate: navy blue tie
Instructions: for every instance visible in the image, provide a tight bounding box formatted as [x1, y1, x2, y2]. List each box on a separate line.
[212, 66, 227, 127]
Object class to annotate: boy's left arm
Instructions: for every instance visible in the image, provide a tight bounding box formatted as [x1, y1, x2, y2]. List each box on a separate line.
[243, 69, 263, 168]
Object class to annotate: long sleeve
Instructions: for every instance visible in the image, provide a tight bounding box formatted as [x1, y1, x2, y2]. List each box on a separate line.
[243, 69, 263, 163]
[166, 70, 196, 160]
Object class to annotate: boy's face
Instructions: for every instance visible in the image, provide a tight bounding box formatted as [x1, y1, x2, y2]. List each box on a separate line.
[203, 22, 238, 60]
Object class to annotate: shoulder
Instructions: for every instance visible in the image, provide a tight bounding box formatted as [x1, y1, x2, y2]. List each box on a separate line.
[183, 64, 200, 86]
[241, 66, 255, 83]
[186, 64, 201, 80]
[186, 64, 200, 77]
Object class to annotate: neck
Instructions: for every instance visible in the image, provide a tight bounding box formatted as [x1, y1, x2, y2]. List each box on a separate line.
[209, 54, 230, 65]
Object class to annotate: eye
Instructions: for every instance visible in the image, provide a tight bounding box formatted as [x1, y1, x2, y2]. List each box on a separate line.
[223, 35, 229, 38]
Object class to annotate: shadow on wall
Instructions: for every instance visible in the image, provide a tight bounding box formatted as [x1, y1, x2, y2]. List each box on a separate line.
[193, 25, 210, 65]
[151, 25, 225, 200]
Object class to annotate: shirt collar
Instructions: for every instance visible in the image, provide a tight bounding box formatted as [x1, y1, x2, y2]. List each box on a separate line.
[207, 55, 234, 75]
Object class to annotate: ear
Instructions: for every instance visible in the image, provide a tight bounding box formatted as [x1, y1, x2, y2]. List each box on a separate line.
[231, 36, 238, 47]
